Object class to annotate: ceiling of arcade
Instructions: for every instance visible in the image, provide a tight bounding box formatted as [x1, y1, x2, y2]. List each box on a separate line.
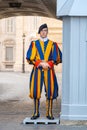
[0, 0, 56, 18]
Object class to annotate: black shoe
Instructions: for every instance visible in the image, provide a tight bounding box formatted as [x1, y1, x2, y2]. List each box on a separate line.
[31, 113, 40, 120]
[46, 115, 50, 119]
[46, 115, 54, 120]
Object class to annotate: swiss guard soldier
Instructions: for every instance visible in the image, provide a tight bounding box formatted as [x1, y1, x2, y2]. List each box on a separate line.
[26, 23, 62, 120]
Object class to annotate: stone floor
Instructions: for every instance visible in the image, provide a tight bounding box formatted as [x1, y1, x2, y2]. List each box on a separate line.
[0, 72, 86, 130]
[0, 72, 61, 127]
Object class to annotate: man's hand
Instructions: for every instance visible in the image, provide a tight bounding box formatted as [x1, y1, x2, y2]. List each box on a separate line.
[37, 61, 50, 69]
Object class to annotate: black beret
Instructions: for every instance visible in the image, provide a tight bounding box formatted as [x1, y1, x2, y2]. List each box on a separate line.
[38, 23, 48, 34]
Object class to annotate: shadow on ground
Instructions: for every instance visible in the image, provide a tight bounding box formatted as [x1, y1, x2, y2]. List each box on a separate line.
[0, 98, 61, 123]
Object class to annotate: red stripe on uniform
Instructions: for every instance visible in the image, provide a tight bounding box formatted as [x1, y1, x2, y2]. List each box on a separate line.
[50, 70, 52, 98]
[36, 70, 38, 98]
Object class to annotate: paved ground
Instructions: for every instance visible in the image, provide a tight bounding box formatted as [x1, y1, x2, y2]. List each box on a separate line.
[0, 72, 87, 130]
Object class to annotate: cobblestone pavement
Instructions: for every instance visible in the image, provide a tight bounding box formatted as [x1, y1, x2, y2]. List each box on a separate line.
[0, 72, 86, 130]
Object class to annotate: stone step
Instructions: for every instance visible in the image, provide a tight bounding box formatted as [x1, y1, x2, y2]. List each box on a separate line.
[23, 117, 60, 125]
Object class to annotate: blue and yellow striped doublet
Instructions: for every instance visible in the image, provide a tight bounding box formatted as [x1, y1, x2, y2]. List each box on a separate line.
[26, 39, 62, 100]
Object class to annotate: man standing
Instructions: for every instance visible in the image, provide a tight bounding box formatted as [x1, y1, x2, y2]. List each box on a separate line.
[26, 24, 62, 120]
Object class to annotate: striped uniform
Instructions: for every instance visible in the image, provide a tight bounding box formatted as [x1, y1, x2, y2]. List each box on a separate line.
[26, 39, 62, 100]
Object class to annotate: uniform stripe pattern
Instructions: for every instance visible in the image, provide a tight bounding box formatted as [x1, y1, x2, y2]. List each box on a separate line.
[26, 39, 62, 99]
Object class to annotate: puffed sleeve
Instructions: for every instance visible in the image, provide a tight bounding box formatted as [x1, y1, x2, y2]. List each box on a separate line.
[52, 42, 62, 65]
[26, 41, 36, 65]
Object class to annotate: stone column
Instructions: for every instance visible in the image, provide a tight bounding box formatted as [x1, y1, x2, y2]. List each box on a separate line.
[14, 16, 23, 72]
[57, 0, 87, 120]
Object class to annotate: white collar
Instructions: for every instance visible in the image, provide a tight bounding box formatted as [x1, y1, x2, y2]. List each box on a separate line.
[40, 37, 48, 42]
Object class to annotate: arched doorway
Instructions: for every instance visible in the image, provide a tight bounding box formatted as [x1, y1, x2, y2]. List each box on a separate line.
[0, 0, 63, 125]
[0, 0, 56, 18]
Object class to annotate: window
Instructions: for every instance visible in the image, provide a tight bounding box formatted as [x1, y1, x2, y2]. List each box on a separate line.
[5, 47, 13, 61]
[5, 17, 15, 33]
[5, 65, 13, 69]
[33, 17, 37, 30]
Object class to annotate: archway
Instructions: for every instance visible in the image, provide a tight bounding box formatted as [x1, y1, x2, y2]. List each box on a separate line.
[0, 0, 56, 18]
[0, 0, 63, 125]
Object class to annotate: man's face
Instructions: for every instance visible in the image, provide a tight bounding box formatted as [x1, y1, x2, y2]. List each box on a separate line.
[40, 28, 48, 38]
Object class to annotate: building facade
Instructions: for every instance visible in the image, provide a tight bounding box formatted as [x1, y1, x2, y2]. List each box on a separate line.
[0, 16, 62, 72]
